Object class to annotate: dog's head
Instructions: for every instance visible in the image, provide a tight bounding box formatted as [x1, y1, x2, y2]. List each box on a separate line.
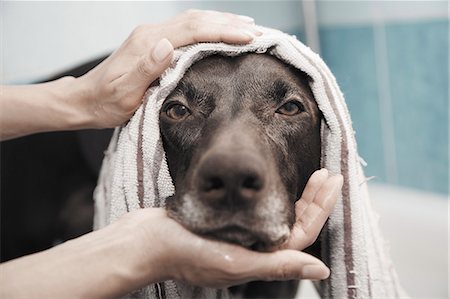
[160, 53, 321, 251]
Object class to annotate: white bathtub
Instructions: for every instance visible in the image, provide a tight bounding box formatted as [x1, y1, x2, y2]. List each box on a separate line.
[297, 183, 448, 298]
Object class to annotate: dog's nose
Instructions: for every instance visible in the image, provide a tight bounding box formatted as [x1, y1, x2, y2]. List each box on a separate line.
[196, 152, 266, 205]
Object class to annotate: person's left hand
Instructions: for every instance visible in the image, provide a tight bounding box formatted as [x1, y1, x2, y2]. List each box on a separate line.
[76, 10, 262, 129]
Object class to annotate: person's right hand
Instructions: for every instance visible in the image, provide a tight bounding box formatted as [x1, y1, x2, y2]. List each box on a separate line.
[0, 169, 340, 299]
[116, 169, 341, 291]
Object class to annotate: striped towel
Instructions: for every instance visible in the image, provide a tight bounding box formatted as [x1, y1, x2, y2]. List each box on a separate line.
[94, 27, 407, 298]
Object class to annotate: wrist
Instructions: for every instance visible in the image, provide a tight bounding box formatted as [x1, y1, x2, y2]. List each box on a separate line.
[53, 76, 95, 130]
[107, 210, 174, 291]
[59, 219, 164, 298]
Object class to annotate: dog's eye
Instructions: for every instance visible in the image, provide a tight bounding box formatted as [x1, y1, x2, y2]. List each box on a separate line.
[276, 101, 304, 116]
[165, 104, 191, 120]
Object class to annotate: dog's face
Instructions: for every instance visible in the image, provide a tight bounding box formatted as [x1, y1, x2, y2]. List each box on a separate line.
[160, 53, 321, 251]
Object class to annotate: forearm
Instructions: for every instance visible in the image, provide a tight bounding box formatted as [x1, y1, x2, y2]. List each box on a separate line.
[0, 77, 91, 141]
[0, 220, 161, 299]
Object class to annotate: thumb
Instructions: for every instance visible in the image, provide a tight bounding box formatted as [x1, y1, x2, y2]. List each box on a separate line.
[131, 38, 174, 88]
[238, 249, 330, 283]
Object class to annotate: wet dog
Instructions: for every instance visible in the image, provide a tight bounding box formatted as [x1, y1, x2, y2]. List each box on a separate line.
[160, 53, 322, 297]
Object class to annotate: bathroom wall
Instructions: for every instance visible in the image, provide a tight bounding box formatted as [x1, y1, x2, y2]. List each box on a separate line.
[1, 1, 178, 83]
[315, 1, 449, 195]
[0, 1, 304, 83]
[2, 1, 446, 195]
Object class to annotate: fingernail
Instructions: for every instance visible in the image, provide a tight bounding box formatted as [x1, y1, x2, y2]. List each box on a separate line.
[252, 27, 263, 36]
[301, 265, 330, 280]
[238, 15, 255, 23]
[152, 38, 173, 62]
[238, 29, 256, 40]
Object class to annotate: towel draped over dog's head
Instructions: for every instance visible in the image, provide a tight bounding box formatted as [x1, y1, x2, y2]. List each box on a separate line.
[94, 27, 406, 298]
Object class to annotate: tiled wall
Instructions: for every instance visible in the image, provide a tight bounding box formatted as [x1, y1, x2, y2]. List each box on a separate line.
[319, 19, 448, 194]
[3, 2, 448, 194]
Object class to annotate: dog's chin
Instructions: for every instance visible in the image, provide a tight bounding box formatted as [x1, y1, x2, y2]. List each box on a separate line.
[202, 225, 288, 252]
[203, 226, 259, 248]
[165, 194, 292, 252]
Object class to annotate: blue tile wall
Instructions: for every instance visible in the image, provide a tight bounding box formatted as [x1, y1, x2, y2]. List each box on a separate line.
[314, 20, 448, 195]
[318, 26, 387, 182]
[288, 29, 306, 46]
[386, 20, 449, 194]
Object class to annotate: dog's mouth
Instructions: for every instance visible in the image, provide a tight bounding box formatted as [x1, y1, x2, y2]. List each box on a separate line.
[166, 191, 293, 252]
[201, 225, 288, 252]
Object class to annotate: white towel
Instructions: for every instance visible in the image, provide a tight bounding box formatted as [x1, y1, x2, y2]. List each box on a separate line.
[94, 27, 407, 298]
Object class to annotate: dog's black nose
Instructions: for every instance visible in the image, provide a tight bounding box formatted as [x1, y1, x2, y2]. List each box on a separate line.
[196, 152, 266, 205]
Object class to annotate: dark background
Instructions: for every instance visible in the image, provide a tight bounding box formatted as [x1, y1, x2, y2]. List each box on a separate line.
[0, 57, 113, 262]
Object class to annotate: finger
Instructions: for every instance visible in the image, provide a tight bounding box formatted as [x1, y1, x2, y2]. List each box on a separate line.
[295, 168, 329, 217]
[286, 174, 343, 250]
[127, 38, 174, 89]
[235, 14, 255, 24]
[175, 23, 261, 46]
[189, 23, 261, 44]
[298, 174, 343, 239]
[234, 249, 330, 283]
[165, 20, 262, 48]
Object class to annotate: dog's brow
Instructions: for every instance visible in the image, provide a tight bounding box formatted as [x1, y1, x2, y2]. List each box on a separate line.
[178, 81, 197, 101]
[267, 79, 291, 104]
[177, 81, 211, 105]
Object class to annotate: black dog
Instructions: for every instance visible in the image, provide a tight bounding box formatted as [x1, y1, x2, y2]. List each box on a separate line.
[2, 52, 322, 298]
[160, 53, 322, 297]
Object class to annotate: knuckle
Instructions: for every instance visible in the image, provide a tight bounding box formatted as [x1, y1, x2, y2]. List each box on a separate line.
[223, 12, 237, 19]
[185, 9, 201, 18]
[127, 25, 150, 47]
[131, 24, 146, 37]
[221, 260, 246, 281]
[137, 56, 155, 78]
[308, 175, 323, 188]
[187, 19, 200, 33]
[275, 261, 293, 280]
[118, 97, 138, 114]
[108, 84, 120, 98]
[222, 262, 239, 277]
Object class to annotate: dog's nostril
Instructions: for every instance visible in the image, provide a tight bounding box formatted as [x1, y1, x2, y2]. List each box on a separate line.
[205, 177, 225, 191]
[242, 175, 262, 190]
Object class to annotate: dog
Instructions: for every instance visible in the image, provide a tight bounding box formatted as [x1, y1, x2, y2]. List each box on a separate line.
[160, 53, 322, 297]
[2, 52, 322, 298]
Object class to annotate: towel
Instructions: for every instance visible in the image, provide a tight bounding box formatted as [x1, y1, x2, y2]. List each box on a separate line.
[94, 27, 407, 298]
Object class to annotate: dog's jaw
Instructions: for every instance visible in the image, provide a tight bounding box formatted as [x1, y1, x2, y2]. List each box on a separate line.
[166, 188, 292, 251]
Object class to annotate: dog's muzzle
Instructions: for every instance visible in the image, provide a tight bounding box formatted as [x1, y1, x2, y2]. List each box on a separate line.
[167, 147, 292, 251]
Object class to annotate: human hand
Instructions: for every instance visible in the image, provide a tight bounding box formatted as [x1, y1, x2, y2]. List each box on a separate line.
[0, 168, 341, 299]
[78, 10, 262, 128]
[281, 168, 343, 251]
[118, 209, 326, 291]
[117, 169, 342, 291]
